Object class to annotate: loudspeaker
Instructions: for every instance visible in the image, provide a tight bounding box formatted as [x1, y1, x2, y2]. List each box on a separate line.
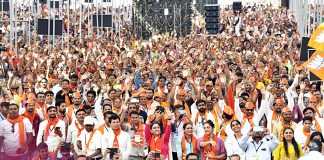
[0, 1, 9, 11]
[205, 4, 219, 35]
[233, 2, 242, 11]
[92, 14, 113, 27]
[37, 19, 63, 35]
[300, 37, 313, 61]
[281, 0, 289, 9]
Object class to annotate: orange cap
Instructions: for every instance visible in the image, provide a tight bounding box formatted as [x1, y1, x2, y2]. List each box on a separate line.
[223, 105, 233, 115]
[25, 98, 35, 104]
[245, 102, 255, 109]
[73, 92, 81, 98]
[28, 93, 36, 100]
[310, 96, 317, 102]
[177, 89, 187, 95]
[275, 99, 285, 105]
[140, 92, 147, 97]
[107, 64, 114, 69]
[282, 107, 291, 113]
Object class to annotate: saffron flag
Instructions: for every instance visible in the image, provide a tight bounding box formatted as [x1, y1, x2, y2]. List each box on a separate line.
[308, 22, 324, 52]
[303, 50, 324, 80]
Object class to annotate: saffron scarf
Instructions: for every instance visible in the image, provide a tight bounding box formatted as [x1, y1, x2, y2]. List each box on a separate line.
[194, 112, 207, 125]
[36, 102, 48, 120]
[219, 120, 231, 140]
[83, 129, 97, 155]
[242, 114, 255, 128]
[181, 135, 198, 159]
[113, 129, 121, 148]
[131, 123, 145, 147]
[45, 118, 59, 141]
[75, 121, 84, 137]
[271, 112, 283, 131]
[61, 90, 71, 105]
[202, 134, 217, 160]
[210, 110, 220, 133]
[303, 128, 311, 145]
[23, 110, 37, 123]
[149, 135, 162, 153]
[7, 116, 25, 145]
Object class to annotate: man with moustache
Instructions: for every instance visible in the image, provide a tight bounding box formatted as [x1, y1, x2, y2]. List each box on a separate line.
[273, 107, 297, 141]
[67, 109, 86, 155]
[240, 126, 279, 160]
[67, 92, 83, 121]
[0, 103, 33, 159]
[56, 99, 72, 131]
[77, 116, 102, 159]
[22, 98, 41, 157]
[37, 106, 66, 152]
[191, 99, 209, 138]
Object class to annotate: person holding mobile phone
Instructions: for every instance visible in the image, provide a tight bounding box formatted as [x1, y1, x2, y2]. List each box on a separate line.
[77, 116, 102, 159]
[36, 106, 66, 152]
[101, 114, 132, 160]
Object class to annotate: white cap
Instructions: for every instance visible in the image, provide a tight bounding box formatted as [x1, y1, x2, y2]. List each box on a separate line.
[253, 126, 264, 132]
[84, 116, 94, 125]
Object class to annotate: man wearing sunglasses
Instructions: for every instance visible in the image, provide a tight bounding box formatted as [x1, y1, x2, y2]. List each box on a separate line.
[0, 103, 33, 159]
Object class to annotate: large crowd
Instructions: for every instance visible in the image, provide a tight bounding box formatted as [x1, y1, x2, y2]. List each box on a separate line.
[0, 2, 324, 160]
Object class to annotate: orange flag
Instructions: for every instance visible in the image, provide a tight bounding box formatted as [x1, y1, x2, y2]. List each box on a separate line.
[302, 50, 324, 80]
[308, 22, 324, 52]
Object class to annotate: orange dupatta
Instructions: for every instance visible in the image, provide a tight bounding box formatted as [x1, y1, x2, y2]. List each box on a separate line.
[7, 116, 25, 145]
[131, 123, 145, 147]
[181, 135, 198, 159]
[242, 114, 255, 128]
[113, 129, 121, 148]
[83, 129, 97, 155]
[271, 112, 283, 131]
[194, 112, 207, 125]
[149, 135, 162, 153]
[75, 121, 84, 137]
[23, 110, 37, 123]
[45, 118, 59, 141]
[202, 134, 217, 160]
[219, 120, 231, 140]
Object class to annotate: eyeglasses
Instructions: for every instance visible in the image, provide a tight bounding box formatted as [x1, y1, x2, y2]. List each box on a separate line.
[246, 109, 254, 112]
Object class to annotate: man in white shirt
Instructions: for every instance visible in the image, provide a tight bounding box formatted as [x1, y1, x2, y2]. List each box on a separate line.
[299, 139, 324, 160]
[101, 114, 132, 160]
[77, 116, 102, 159]
[0, 103, 33, 159]
[294, 116, 313, 148]
[240, 126, 279, 160]
[67, 109, 86, 155]
[36, 106, 66, 152]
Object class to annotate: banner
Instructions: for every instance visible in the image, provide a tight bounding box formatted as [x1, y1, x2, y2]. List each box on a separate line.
[303, 50, 324, 80]
[308, 22, 324, 52]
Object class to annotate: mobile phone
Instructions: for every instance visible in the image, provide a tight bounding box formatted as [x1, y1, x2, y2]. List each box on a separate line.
[154, 153, 160, 158]
[63, 142, 71, 151]
[55, 127, 60, 130]
[107, 148, 118, 153]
